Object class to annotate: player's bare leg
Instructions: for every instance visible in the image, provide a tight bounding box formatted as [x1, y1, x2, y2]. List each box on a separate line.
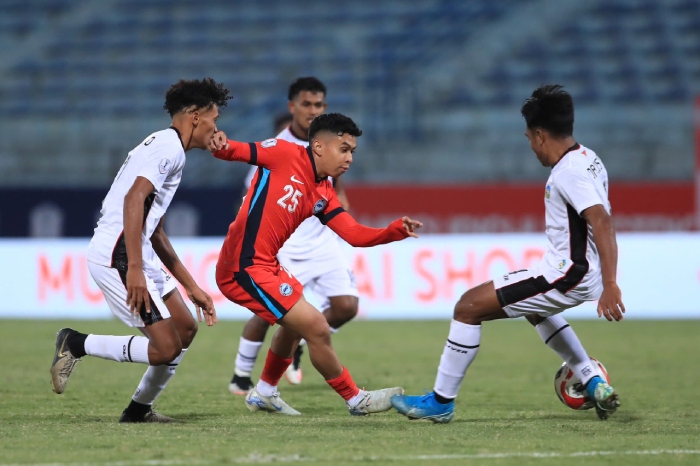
[251, 296, 402, 416]
[285, 294, 359, 385]
[230, 315, 270, 395]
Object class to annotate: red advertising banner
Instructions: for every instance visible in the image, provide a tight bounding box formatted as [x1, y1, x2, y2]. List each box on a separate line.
[345, 182, 694, 233]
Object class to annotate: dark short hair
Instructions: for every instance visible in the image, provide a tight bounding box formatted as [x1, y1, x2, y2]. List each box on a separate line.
[308, 113, 362, 141]
[288, 77, 327, 101]
[164, 78, 232, 116]
[520, 84, 574, 138]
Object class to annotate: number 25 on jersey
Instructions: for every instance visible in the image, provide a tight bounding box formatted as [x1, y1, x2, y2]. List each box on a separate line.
[277, 185, 303, 213]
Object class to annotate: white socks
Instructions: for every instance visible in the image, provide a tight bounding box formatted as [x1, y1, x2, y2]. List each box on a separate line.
[346, 389, 365, 408]
[84, 334, 150, 364]
[256, 379, 277, 397]
[132, 349, 187, 405]
[535, 315, 596, 384]
[234, 337, 264, 377]
[433, 320, 481, 400]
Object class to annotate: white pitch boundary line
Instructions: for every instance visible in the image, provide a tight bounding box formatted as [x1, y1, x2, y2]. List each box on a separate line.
[2, 450, 700, 465]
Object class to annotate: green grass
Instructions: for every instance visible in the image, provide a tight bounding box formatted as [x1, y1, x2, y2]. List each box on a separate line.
[1, 319, 699, 465]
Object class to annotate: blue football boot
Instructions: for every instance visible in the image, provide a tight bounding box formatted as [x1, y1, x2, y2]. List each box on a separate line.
[391, 391, 454, 424]
[585, 376, 621, 420]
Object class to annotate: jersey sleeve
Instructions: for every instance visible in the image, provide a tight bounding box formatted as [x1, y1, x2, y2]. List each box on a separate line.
[136, 146, 181, 193]
[315, 191, 409, 247]
[243, 165, 258, 189]
[212, 138, 292, 170]
[556, 167, 606, 215]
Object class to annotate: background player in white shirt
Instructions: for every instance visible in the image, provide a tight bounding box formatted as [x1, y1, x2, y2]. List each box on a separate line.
[229, 77, 359, 395]
[50, 78, 228, 422]
[392, 85, 625, 423]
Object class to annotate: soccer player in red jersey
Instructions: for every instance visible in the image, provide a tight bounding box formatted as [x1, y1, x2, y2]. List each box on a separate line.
[209, 113, 422, 415]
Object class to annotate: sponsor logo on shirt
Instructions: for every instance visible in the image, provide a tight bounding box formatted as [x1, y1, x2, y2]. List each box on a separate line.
[545, 185, 551, 199]
[313, 199, 327, 214]
[558, 259, 567, 269]
[279, 283, 293, 297]
[159, 158, 171, 174]
[261, 138, 277, 148]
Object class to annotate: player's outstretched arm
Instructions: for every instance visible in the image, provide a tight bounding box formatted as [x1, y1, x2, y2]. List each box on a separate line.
[151, 217, 217, 326]
[582, 204, 625, 322]
[208, 131, 288, 171]
[322, 210, 422, 247]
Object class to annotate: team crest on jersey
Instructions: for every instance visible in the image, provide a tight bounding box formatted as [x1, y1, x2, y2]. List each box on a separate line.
[545, 185, 551, 199]
[159, 158, 171, 174]
[261, 138, 277, 148]
[279, 283, 293, 297]
[313, 199, 327, 214]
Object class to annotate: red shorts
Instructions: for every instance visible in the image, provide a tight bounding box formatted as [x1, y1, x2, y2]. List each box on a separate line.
[216, 265, 303, 325]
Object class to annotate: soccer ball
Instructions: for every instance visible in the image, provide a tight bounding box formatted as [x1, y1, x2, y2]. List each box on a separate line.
[554, 357, 610, 410]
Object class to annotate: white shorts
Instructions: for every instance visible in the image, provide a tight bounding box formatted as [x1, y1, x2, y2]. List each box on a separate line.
[278, 250, 358, 311]
[493, 267, 585, 318]
[87, 261, 176, 327]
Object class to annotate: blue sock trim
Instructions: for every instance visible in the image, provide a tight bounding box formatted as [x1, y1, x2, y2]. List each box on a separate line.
[585, 376, 604, 398]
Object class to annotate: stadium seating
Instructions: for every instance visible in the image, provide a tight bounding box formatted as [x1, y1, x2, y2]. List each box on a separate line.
[0, 0, 697, 184]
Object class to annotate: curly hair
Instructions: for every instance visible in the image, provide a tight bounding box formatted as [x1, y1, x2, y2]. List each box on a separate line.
[521, 84, 574, 138]
[308, 113, 362, 141]
[163, 78, 232, 116]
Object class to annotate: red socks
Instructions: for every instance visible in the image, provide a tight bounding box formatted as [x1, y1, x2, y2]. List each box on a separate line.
[259, 349, 292, 387]
[326, 367, 360, 401]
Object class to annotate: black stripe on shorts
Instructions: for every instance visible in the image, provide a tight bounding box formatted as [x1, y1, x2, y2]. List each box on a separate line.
[496, 275, 553, 308]
[117, 269, 164, 326]
[234, 270, 288, 321]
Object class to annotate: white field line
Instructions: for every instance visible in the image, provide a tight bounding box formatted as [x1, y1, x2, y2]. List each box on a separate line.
[2, 449, 700, 465]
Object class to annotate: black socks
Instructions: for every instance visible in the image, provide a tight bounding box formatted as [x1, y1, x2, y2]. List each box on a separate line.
[124, 400, 151, 419]
[66, 331, 88, 358]
[434, 392, 455, 405]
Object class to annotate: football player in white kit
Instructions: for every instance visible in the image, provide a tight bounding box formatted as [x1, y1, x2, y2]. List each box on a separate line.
[49, 78, 228, 422]
[393, 85, 625, 423]
[229, 77, 359, 395]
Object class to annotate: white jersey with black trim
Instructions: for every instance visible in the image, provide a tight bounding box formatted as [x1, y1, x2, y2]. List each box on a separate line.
[540, 143, 610, 300]
[87, 127, 186, 275]
[243, 126, 340, 259]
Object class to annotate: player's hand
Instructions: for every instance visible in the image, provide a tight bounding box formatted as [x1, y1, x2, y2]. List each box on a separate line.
[402, 216, 423, 238]
[597, 282, 625, 322]
[126, 268, 150, 315]
[188, 286, 218, 327]
[208, 131, 228, 152]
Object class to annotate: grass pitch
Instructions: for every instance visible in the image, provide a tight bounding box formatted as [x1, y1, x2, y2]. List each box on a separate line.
[1, 319, 699, 465]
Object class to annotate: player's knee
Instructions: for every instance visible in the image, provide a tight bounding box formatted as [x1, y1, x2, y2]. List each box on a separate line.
[331, 296, 358, 320]
[304, 314, 332, 345]
[180, 319, 198, 348]
[151, 342, 182, 366]
[453, 290, 484, 325]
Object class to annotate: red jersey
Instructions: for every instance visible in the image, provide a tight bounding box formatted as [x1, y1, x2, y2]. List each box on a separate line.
[213, 138, 409, 273]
